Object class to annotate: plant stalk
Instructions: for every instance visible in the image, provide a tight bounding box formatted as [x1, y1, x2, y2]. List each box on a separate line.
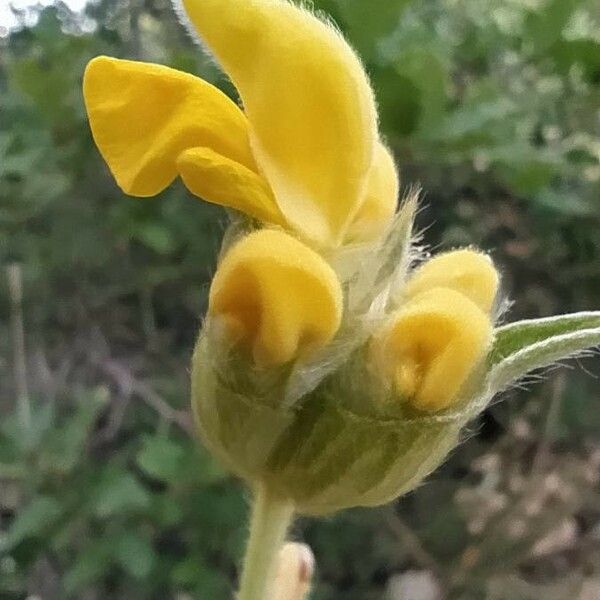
[238, 484, 294, 600]
[6, 264, 31, 429]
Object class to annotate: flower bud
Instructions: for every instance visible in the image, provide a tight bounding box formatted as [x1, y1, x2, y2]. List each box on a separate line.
[371, 287, 494, 411]
[273, 543, 314, 600]
[403, 249, 500, 313]
[208, 229, 343, 367]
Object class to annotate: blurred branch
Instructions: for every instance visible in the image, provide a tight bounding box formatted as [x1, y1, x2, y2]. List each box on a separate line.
[98, 359, 194, 436]
[93, 385, 131, 446]
[531, 373, 566, 475]
[6, 263, 31, 429]
[129, 0, 142, 59]
[31, 345, 72, 404]
[383, 507, 444, 580]
[139, 285, 159, 351]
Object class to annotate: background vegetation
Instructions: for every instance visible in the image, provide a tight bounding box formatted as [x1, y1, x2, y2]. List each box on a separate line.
[1, 0, 600, 598]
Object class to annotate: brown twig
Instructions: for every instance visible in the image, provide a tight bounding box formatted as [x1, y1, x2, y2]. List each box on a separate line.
[531, 373, 566, 475]
[6, 263, 31, 429]
[383, 506, 444, 580]
[139, 285, 159, 350]
[97, 358, 194, 436]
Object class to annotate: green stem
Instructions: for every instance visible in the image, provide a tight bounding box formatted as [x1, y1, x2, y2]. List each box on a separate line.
[238, 484, 294, 600]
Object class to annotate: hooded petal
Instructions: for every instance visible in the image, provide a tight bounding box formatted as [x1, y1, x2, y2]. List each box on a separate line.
[209, 229, 343, 366]
[181, 0, 378, 246]
[83, 56, 258, 200]
[372, 287, 494, 412]
[404, 249, 500, 313]
[345, 143, 399, 243]
[177, 147, 284, 224]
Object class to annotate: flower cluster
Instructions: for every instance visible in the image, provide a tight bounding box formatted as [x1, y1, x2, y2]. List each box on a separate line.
[84, 0, 600, 516]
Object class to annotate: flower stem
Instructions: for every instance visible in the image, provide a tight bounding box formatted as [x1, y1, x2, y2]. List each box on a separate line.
[238, 484, 294, 600]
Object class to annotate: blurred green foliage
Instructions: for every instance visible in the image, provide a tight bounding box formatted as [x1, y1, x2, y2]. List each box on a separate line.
[1, 0, 600, 598]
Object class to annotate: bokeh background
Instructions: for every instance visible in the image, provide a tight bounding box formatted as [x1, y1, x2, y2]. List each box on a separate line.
[1, 0, 600, 598]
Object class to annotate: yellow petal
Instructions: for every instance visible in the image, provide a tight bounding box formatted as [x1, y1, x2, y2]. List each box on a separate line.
[83, 56, 255, 196]
[404, 249, 500, 313]
[209, 229, 343, 366]
[182, 0, 378, 246]
[177, 147, 284, 225]
[345, 143, 399, 243]
[373, 287, 493, 412]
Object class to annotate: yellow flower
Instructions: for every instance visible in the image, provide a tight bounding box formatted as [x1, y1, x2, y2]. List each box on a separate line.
[344, 144, 400, 244]
[83, 0, 398, 248]
[403, 249, 500, 313]
[82, 0, 497, 388]
[209, 229, 343, 367]
[372, 250, 500, 412]
[83, 3, 600, 587]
